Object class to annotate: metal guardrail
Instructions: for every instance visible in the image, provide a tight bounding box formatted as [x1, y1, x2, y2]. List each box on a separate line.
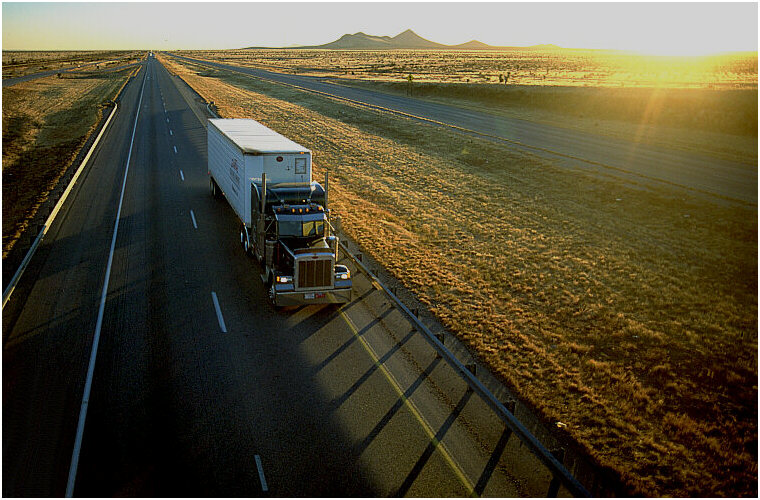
[206, 101, 218, 118]
[336, 239, 591, 498]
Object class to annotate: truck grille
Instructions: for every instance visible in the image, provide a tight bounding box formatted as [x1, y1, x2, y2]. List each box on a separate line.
[298, 259, 331, 288]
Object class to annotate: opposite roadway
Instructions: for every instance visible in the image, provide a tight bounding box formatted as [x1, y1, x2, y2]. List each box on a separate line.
[4, 57, 567, 496]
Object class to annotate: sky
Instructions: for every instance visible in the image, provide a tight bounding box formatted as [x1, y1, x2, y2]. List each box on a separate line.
[2, 1, 758, 55]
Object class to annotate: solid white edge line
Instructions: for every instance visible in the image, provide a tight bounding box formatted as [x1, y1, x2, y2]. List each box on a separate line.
[211, 292, 227, 333]
[190, 210, 197, 229]
[65, 66, 148, 498]
[255, 455, 268, 492]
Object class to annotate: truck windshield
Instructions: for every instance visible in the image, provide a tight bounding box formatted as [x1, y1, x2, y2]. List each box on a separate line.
[279, 219, 324, 237]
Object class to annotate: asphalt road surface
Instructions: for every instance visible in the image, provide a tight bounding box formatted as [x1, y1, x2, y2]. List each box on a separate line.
[3, 57, 580, 497]
[170, 53, 757, 205]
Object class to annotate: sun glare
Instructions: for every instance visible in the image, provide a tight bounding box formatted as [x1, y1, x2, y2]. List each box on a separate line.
[634, 48, 723, 57]
[628, 42, 748, 58]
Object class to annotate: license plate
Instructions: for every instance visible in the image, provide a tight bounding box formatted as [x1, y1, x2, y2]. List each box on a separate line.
[304, 292, 325, 300]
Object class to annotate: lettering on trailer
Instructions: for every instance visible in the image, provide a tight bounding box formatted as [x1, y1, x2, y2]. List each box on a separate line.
[229, 158, 240, 197]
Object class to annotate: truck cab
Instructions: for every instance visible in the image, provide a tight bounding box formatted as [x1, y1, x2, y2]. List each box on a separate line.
[250, 179, 351, 306]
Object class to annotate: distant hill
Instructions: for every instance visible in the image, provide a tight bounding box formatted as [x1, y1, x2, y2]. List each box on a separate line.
[301, 29, 444, 49]
[254, 29, 563, 51]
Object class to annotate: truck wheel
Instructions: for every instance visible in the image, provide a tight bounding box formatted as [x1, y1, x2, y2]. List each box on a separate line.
[210, 178, 218, 198]
[240, 227, 251, 255]
[266, 274, 281, 309]
[268, 283, 278, 307]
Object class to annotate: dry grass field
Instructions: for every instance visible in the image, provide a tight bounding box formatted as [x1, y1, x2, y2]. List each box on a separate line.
[2, 65, 136, 256]
[160, 54, 757, 496]
[179, 48, 757, 88]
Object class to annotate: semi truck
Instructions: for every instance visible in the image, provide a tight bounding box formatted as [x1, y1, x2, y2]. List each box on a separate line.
[207, 118, 352, 306]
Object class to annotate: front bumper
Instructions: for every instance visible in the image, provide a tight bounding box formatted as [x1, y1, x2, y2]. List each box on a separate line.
[273, 284, 352, 307]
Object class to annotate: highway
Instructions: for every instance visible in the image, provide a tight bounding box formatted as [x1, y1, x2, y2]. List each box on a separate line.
[3, 57, 585, 497]
[170, 53, 757, 205]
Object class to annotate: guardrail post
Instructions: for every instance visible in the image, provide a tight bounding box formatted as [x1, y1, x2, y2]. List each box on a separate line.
[503, 398, 516, 414]
[547, 448, 566, 497]
[435, 333, 445, 359]
[465, 363, 478, 392]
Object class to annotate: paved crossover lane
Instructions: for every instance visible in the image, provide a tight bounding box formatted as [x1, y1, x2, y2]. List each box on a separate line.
[170, 53, 757, 204]
[2, 59, 134, 87]
[5, 57, 573, 497]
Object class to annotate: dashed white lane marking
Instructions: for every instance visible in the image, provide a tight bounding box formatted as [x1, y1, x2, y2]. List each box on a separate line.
[173, 145, 177, 154]
[255, 455, 268, 492]
[211, 292, 227, 333]
[169, 129, 173, 136]
[180, 170, 184, 181]
[190, 210, 197, 229]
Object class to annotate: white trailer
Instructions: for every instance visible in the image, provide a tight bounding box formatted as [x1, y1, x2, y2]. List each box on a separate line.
[207, 118, 311, 226]
[207, 118, 351, 306]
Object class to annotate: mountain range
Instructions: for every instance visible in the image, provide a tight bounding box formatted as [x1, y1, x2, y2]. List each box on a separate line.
[249, 29, 561, 51]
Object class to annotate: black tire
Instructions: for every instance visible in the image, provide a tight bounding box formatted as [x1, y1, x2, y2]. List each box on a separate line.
[266, 273, 281, 309]
[268, 283, 276, 305]
[241, 227, 252, 256]
[210, 178, 219, 198]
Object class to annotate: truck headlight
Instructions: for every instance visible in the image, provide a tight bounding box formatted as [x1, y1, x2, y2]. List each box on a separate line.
[334, 265, 350, 281]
